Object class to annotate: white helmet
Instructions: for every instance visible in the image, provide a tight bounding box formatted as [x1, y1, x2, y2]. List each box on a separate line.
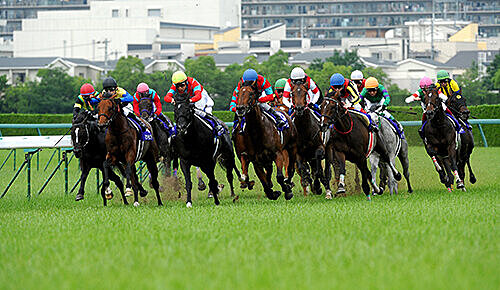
[291, 67, 306, 80]
[350, 70, 364, 80]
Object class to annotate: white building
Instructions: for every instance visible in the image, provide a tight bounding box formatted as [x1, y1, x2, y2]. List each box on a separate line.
[13, 0, 240, 61]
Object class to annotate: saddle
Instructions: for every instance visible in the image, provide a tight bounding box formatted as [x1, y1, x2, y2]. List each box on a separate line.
[383, 117, 405, 140]
[421, 113, 464, 134]
[262, 110, 290, 131]
[127, 117, 153, 141]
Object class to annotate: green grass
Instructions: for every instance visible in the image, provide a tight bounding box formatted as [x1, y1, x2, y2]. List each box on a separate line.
[0, 147, 498, 289]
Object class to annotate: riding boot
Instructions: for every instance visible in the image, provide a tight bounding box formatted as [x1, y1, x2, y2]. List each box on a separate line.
[128, 112, 148, 132]
[204, 113, 226, 135]
[264, 105, 286, 129]
[156, 113, 173, 132]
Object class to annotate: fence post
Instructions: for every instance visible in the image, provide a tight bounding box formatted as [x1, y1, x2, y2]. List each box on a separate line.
[96, 169, 99, 194]
[13, 149, 16, 171]
[63, 151, 68, 195]
[26, 152, 32, 199]
[477, 124, 488, 147]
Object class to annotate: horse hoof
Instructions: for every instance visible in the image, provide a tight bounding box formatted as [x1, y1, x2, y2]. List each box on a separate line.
[457, 182, 465, 190]
[178, 192, 182, 198]
[105, 187, 113, 200]
[186, 202, 192, 208]
[125, 188, 133, 197]
[408, 188, 413, 194]
[394, 172, 402, 181]
[240, 182, 248, 189]
[232, 195, 239, 203]
[208, 193, 213, 198]
[75, 194, 84, 201]
[198, 180, 207, 191]
[133, 201, 140, 207]
[325, 190, 332, 199]
[158, 186, 164, 193]
[336, 188, 346, 195]
[268, 191, 281, 200]
[248, 181, 255, 190]
[367, 195, 372, 201]
[139, 190, 148, 197]
[285, 192, 293, 200]
[470, 176, 477, 184]
[461, 187, 467, 192]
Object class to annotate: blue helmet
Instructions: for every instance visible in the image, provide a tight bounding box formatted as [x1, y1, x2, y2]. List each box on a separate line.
[330, 73, 345, 87]
[242, 69, 258, 81]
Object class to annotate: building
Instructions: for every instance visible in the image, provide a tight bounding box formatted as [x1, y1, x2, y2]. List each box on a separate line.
[12, 0, 240, 61]
[241, 0, 499, 40]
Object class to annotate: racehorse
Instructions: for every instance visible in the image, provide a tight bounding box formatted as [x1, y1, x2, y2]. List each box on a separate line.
[290, 83, 331, 196]
[320, 93, 401, 200]
[96, 94, 163, 206]
[235, 83, 297, 200]
[422, 86, 467, 191]
[366, 111, 412, 195]
[138, 96, 178, 177]
[71, 110, 127, 203]
[173, 93, 240, 207]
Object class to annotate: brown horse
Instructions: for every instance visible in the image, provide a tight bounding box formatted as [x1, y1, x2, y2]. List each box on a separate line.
[97, 94, 163, 206]
[320, 92, 401, 199]
[423, 85, 466, 191]
[290, 83, 331, 196]
[234, 83, 297, 200]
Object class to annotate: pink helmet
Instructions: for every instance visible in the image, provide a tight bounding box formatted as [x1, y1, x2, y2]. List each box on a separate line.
[137, 82, 149, 93]
[419, 76, 433, 89]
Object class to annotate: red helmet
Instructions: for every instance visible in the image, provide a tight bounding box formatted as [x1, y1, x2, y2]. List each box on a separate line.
[80, 83, 95, 96]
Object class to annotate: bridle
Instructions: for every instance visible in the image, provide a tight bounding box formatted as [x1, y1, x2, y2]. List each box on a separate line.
[236, 86, 258, 117]
[174, 100, 193, 133]
[321, 97, 353, 134]
[72, 113, 90, 149]
[291, 83, 308, 115]
[139, 96, 154, 121]
[97, 96, 120, 127]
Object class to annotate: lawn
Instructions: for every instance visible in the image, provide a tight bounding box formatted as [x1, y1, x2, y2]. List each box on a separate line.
[0, 147, 498, 289]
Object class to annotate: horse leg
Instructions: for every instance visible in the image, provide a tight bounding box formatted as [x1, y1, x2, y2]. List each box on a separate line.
[201, 163, 220, 206]
[398, 143, 413, 193]
[369, 154, 380, 195]
[296, 155, 311, 196]
[375, 140, 401, 181]
[358, 160, 373, 201]
[180, 159, 193, 207]
[334, 151, 347, 197]
[385, 163, 397, 195]
[448, 146, 465, 191]
[107, 168, 127, 205]
[354, 167, 362, 193]
[254, 165, 280, 200]
[285, 147, 296, 189]
[75, 164, 90, 201]
[101, 158, 113, 206]
[125, 162, 140, 206]
[145, 155, 163, 206]
[442, 157, 454, 192]
[467, 158, 476, 184]
[275, 151, 293, 200]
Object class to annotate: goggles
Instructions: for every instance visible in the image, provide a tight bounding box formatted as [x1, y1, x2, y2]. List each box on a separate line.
[367, 88, 377, 92]
[332, 85, 343, 90]
[353, 80, 363, 85]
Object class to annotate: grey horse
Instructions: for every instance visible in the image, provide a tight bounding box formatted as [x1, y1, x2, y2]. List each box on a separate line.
[368, 114, 412, 195]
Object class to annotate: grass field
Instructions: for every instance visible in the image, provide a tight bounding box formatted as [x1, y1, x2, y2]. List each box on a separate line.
[0, 147, 498, 289]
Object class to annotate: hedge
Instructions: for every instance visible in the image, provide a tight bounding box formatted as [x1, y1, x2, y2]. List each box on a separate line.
[0, 105, 498, 146]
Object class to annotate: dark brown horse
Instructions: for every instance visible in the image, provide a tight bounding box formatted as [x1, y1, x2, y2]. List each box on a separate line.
[290, 83, 331, 196]
[235, 83, 297, 200]
[320, 91, 401, 199]
[97, 94, 163, 206]
[423, 86, 466, 191]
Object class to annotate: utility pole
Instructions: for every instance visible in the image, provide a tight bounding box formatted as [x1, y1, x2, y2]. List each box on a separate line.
[63, 40, 67, 57]
[104, 38, 109, 67]
[431, 0, 435, 60]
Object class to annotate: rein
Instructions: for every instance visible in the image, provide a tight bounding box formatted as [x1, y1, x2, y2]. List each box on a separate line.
[322, 97, 354, 135]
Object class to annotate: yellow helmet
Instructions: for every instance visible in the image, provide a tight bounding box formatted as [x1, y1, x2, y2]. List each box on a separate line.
[172, 71, 187, 84]
[365, 77, 379, 89]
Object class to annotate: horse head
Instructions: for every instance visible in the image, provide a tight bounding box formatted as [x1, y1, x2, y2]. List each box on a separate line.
[424, 85, 441, 121]
[173, 95, 193, 136]
[97, 93, 121, 130]
[138, 96, 154, 121]
[320, 90, 345, 132]
[236, 82, 258, 118]
[71, 111, 91, 158]
[291, 83, 308, 116]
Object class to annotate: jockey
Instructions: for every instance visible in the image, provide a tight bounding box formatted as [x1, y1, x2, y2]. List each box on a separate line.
[282, 67, 321, 111]
[327, 73, 377, 132]
[405, 76, 457, 141]
[73, 83, 98, 119]
[350, 70, 365, 93]
[165, 71, 224, 134]
[98, 77, 146, 130]
[229, 69, 285, 128]
[361, 77, 403, 132]
[133, 82, 173, 132]
[435, 70, 470, 121]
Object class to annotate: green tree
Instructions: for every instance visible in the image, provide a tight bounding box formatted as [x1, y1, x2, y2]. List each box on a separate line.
[326, 49, 365, 71]
[258, 50, 292, 85]
[362, 67, 389, 85]
[309, 58, 324, 71]
[0, 75, 8, 96]
[1, 82, 34, 113]
[485, 53, 500, 90]
[307, 62, 352, 92]
[109, 56, 147, 93]
[493, 69, 500, 90]
[456, 63, 496, 105]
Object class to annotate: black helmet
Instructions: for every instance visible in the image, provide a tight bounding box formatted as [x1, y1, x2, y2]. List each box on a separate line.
[102, 77, 117, 89]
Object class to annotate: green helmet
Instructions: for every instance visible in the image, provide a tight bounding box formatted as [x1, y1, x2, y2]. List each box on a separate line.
[437, 70, 450, 81]
[274, 78, 287, 90]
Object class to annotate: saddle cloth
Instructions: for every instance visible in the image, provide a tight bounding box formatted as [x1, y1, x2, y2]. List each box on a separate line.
[262, 110, 290, 131]
[127, 117, 152, 162]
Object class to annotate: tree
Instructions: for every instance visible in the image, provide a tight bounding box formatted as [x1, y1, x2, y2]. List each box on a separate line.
[259, 50, 291, 85]
[0, 75, 8, 96]
[1, 82, 34, 113]
[309, 58, 324, 71]
[362, 67, 389, 86]
[326, 49, 365, 71]
[485, 53, 500, 90]
[307, 62, 352, 92]
[109, 56, 147, 93]
[456, 63, 496, 105]
[493, 69, 500, 90]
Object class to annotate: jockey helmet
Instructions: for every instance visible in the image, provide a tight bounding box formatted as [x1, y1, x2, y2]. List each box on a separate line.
[102, 77, 117, 89]
[329, 73, 345, 87]
[80, 83, 95, 96]
[274, 78, 287, 89]
[419, 76, 433, 89]
[290, 67, 306, 80]
[137, 82, 149, 93]
[172, 71, 188, 84]
[242, 69, 258, 81]
[365, 77, 379, 89]
[350, 70, 364, 80]
[437, 70, 450, 81]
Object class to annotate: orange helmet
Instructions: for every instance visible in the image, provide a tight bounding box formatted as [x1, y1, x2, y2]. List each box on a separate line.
[364, 77, 379, 89]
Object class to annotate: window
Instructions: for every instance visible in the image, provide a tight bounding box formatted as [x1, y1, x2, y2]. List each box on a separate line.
[125, 9, 129, 17]
[112, 9, 119, 17]
[79, 73, 84, 77]
[148, 9, 161, 17]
